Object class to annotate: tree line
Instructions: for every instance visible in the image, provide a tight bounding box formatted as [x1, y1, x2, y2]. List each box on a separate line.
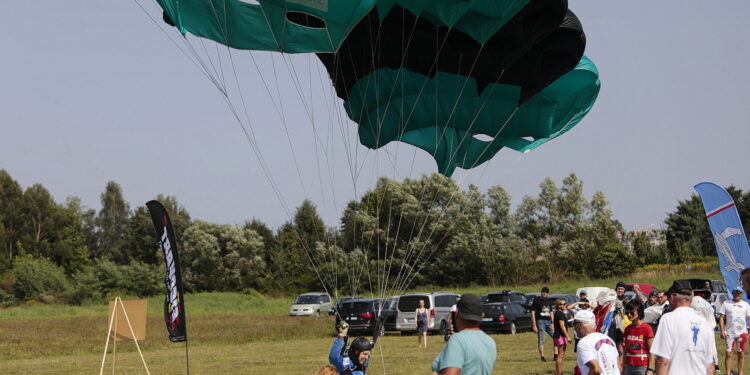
[1, 169, 747, 306]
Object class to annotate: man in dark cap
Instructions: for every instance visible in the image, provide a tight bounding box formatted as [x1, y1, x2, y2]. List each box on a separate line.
[651, 281, 716, 375]
[615, 281, 627, 301]
[432, 294, 496, 375]
[531, 286, 555, 362]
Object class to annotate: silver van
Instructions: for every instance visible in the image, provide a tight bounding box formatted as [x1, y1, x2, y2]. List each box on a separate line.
[395, 292, 459, 334]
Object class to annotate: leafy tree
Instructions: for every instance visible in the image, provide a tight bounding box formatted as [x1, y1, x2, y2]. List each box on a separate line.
[591, 244, 638, 279]
[19, 184, 58, 258]
[125, 195, 191, 265]
[179, 221, 266, 291]
[665, 186, 750, 263]
[11, 254, 71, 301]
[0, 170, 23, 268]
[95, 181, 130, 261]
[486, 185, 515, 235]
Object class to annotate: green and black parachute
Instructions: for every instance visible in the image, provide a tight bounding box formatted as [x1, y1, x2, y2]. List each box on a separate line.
[157, 0, 599, 176]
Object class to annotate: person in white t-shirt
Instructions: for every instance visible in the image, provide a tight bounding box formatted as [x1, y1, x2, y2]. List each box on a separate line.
[571, 309, 621, 375]
[719, 286, 750, 375]
[650, 282, 715, 375]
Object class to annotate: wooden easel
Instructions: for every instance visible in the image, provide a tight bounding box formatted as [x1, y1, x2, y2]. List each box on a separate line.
[99, 297, 151, 375]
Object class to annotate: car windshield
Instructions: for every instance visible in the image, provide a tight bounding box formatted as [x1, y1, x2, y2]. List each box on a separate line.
[295, 295, 321, 304]
[339, 302, 371, 314]
[398, 296, 431, 311]
[483, 305, 505, 315]
[486, 294, 511, 303]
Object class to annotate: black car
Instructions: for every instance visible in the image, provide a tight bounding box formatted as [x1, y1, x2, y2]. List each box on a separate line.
[334, 298, 385, 335]
[329, 296, 363, 316]
[548, 294, 578, 310]
[484, 290, 526, 305]
[381, 296, 399, 332]
[479, 302, 532, 334]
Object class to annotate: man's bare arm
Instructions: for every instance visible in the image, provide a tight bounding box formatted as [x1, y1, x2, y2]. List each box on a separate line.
[655, 356, 670, 375]
[586, 360, 603, 375]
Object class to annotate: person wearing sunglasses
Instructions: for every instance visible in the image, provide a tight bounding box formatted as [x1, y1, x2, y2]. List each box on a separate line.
[552, 299, 573, 375]
[719, 286, 750, 375]
[620, 299, 654, 375]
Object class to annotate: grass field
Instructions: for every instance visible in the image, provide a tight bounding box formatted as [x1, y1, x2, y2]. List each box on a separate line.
[1, 269, 740, 374]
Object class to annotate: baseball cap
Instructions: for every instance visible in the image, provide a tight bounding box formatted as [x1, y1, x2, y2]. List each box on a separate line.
[732, 286, 744, 294]
[456, 294, 483, 322]
[616, 281, 626, 289]
[568, 309, 596, 323]
[541, 286, 550, 293]
[667, 280, 692, 296]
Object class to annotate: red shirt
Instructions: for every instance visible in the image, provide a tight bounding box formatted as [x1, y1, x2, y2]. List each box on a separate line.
[623, 322, 654, 366]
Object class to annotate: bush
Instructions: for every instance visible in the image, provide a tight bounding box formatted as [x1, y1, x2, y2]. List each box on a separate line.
[11, 255, 72, 301]
[69, 260, 164, 304]
[591, 244, 638, 279]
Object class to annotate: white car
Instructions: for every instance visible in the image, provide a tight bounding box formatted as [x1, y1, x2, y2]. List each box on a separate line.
[289, 292, 333, 317]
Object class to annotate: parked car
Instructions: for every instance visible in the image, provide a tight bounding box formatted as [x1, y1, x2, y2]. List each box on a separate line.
[395, 292, 459, 334]
[479, 302, 532, 334]
[484, 290, 526, 305]
[288, 292, 333, 317]
[381, 296, 400, 332]
[334, 298, 385, 335]
[708, 280, 728, 321]
[523, 293, 540, 309]
[548, 294, 578, 312]
[328, 296, 362, 316]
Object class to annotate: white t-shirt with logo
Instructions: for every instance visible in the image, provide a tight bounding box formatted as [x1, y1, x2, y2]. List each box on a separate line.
[577, 332, 621, 375]
[651, 306, 716, 375]
[719, 299, 750, 337]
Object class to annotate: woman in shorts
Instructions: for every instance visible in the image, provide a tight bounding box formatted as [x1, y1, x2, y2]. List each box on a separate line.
[552, 299, 572, 375]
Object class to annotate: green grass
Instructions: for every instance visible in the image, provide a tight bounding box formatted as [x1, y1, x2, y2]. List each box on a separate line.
[0, 269, 732, 374]
[1, 330, 744, 375]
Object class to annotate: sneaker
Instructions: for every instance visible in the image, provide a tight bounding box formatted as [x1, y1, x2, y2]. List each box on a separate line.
[541, 356, 546, 362]
[730, 370, 738, 375]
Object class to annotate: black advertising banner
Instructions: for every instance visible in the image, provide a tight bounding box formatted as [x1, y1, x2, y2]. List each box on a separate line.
[146, 200, 188, 342]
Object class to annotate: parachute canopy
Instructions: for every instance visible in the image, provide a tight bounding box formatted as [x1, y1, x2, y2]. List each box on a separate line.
[157, 0, 600, 176]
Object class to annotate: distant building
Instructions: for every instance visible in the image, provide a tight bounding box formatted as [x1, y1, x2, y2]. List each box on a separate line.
[623, 229, 665, 252]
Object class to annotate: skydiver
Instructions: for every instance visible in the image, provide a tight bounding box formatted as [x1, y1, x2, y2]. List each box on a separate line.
[329, 321, 372, 375]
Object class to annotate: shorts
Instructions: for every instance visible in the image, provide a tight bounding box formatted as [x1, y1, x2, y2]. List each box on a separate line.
[536, 320, 554, 346]
[553, 336, 567, 347]
[623, 365, 647, 375]
[726, 333, 748, 353]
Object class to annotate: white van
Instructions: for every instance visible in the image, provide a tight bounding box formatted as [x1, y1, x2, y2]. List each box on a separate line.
[395, 292, 459, 334]
[575, 287, 609, 307]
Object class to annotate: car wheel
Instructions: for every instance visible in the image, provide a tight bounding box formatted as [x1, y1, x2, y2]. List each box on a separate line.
[507, 322, 517, 335]
[316, 310, 321, 317]
[438, 320, 448, 335]
[378, 324, 385, 338]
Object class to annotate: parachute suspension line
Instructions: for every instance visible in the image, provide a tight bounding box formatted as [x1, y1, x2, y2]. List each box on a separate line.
[370, 12, 459, 300]
[171, 11, 341, 298]
[276, 53, 366, 272]
[130, 0, 217, 83]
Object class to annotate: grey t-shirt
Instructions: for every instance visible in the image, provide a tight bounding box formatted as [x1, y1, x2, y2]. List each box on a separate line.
[432, 329, 496, 375]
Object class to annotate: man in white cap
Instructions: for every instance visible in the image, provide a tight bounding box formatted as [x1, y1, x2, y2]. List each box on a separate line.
[571, 309, 621, 375]
[719, 286, 750, 375]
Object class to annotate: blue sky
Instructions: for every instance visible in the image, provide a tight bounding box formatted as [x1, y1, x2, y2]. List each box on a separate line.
[2, 1, 749, 230]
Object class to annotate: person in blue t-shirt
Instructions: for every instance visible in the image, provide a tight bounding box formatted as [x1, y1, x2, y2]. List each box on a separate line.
[432, 294, 497, 375]
[329, 321, 372, 375]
